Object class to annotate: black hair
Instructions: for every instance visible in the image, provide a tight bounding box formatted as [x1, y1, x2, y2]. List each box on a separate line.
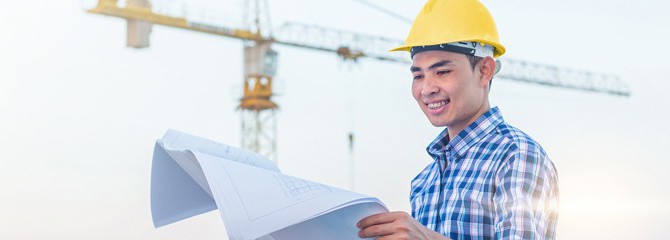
[466, 55, 493, 91]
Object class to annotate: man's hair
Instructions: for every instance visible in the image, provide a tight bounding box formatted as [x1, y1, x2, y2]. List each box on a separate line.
[465, 55, 493, 90]
[466, 55, 482, 70]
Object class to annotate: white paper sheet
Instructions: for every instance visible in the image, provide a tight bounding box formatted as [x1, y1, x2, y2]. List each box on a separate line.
[151, 143, 217, 227]
[150, 129, 388, 240]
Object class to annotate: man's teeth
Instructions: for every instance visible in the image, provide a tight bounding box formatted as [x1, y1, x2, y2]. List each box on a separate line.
[428, 100, 448, 109]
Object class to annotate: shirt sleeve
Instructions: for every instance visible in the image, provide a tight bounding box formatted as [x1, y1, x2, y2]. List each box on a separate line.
[493, 146, 559, 239]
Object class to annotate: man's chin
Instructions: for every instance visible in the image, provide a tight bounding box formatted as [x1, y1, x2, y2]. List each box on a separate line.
[427, 118, 449, 127]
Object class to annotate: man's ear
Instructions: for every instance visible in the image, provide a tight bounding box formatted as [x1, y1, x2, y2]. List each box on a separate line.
[478, 56, 496, 88]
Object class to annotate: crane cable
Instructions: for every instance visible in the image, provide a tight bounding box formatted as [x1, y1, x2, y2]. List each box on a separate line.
[352, 0, 412, 25]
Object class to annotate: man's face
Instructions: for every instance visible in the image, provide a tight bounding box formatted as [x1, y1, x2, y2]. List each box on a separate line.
[411, 50, 490, 128]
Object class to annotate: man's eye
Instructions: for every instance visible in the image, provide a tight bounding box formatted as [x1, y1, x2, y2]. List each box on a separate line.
[413, 75, 423, 80]
[436, 70, 451, 76]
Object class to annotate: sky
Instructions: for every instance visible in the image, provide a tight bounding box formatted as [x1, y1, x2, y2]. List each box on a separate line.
[1, 0, 669, 239]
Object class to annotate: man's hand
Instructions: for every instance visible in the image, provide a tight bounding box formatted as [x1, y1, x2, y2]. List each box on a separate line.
[356, 211, 450, 240]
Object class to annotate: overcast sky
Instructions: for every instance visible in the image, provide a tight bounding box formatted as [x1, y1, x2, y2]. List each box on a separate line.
[1, 0, 669, 239]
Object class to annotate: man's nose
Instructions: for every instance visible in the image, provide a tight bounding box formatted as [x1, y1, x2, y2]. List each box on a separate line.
[421, 76, 440, 96]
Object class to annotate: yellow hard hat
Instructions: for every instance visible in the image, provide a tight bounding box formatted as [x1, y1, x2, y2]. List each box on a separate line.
[391, 0, 506, 58]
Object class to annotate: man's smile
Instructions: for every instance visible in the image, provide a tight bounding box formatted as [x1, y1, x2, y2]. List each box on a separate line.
[425, 99, 451, 114]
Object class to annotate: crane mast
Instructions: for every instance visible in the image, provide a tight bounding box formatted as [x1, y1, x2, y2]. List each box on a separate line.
[239, 0, 278, 160]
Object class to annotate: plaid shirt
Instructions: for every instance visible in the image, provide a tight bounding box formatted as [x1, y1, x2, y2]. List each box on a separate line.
[411, 107, 559, 239]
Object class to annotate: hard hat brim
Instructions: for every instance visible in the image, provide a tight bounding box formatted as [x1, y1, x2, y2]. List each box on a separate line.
[390, 40, 506, 59]
[494, 59, 501, 75]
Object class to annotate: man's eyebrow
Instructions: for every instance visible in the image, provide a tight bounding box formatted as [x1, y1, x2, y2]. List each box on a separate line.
[428, 60, 451, 70]
[410, 60, 452, 73]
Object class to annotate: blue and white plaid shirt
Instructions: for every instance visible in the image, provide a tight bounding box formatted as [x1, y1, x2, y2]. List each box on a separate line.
[411, 107, 559, 239]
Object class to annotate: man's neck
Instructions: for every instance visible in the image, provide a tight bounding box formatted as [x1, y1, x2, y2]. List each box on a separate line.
[447, 103, 491, 140]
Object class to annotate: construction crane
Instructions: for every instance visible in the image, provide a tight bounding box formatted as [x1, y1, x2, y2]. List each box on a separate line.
[87, 0, 631, 162]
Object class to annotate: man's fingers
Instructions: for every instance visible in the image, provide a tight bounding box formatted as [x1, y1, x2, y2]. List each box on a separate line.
[357, 211, 404, 229]
[358, 222, 394, 238]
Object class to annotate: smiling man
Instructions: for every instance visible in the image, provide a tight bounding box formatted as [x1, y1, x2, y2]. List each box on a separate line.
[357, 0, 559, 239]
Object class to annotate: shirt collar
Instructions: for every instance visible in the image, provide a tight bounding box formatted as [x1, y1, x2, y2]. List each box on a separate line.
[426, 107, 505, 161]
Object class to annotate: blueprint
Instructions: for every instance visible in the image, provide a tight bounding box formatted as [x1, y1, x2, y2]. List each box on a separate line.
[151, 129, 388, 240]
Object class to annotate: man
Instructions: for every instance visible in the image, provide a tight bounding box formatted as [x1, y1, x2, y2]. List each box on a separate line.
[357, 0, 559, 239]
